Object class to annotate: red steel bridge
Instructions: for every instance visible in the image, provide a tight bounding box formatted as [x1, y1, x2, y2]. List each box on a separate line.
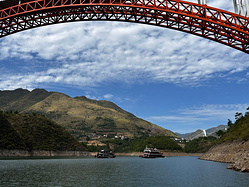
[0, 0, 249, 53]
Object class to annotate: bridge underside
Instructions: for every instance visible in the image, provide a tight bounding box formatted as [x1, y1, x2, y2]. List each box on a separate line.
[0, 0, 249, 53]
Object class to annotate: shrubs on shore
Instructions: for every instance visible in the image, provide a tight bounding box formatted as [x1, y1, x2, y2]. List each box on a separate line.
[89, 135, 183, 153]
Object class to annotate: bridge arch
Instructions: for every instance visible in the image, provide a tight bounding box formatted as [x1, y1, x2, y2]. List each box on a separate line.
[0, 0, 249, 53]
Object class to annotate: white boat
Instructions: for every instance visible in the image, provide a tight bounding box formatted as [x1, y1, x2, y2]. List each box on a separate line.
[95, 149, 116, 158]
[139, 146, 165, 158]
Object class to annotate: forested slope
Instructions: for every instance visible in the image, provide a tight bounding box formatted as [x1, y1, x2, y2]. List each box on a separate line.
[0, 112, 85, 151]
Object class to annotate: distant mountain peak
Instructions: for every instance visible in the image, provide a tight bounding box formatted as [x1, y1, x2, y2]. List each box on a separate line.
[176, 125, 228, 140]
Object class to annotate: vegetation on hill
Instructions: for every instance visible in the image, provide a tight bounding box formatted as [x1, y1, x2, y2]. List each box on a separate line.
[0, 111, 85, 151]
[0, 89, 178, 141]
[185, 107, 249, 153]
[216, 109, 249, 143]
[0, 88, 52, 112]
[184, 136, 217, 153]
[74, 96, 135, 117]
[199, 108, 249, 172]
[0, 112, 27, 150]
[86, 135, 183, 153]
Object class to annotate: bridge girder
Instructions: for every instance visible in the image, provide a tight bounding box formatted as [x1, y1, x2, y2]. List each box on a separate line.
[0, 0, 249, 54]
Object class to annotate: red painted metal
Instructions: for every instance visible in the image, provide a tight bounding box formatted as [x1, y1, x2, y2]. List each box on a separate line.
[0, 0, 249, 53]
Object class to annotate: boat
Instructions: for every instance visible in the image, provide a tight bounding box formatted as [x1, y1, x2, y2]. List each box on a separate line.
[95, 149, 116, 158]
[139, 146, 165, 158]
[108, 151, 116, 158]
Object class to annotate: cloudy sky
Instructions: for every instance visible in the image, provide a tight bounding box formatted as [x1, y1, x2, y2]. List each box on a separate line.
[1, 0, 249, 133]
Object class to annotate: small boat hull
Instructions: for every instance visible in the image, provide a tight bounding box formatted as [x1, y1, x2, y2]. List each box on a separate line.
[139, 154, 165, 158]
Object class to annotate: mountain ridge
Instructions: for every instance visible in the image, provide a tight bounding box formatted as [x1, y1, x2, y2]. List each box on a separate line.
[0, 88, 177, 140]
[176, 125, 228, 140]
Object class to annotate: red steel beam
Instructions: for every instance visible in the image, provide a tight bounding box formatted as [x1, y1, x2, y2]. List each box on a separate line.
[0, 0, 249, 53]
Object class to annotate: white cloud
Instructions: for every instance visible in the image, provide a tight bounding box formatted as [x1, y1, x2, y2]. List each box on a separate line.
[0, 0, 247, 135]
[180, 104, 249, 119]
[146, 103, 249, 125]
[0, 1, 248, 89]
[84, 92, 116, 101]
[103, 94, 113, 100]
[147, 115, 209, 123]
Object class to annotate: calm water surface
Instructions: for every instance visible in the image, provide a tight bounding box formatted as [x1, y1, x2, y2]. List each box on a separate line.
[0, 156, 249, 187]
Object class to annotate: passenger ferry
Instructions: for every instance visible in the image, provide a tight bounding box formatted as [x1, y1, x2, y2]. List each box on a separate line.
[95, 149, 116, 158]
[139, 146, 165, 158]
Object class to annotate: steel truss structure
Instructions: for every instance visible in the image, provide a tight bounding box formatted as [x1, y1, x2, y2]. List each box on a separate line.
[0, 0, 249, 53]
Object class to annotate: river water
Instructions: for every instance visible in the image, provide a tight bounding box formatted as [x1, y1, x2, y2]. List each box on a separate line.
[0, 156, 249, 187]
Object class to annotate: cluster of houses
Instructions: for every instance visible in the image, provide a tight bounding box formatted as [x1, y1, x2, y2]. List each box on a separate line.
[86, 133, 128, 147]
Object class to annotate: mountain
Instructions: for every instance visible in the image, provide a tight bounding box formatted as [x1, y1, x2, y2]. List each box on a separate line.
[0, 89, 177, 141]
[176, 125, 228, 140]
[0, 88, 52, 112]
[175, 129, 204, 140]
[206, 125, 228, 136]
[0, 112, 85, 151]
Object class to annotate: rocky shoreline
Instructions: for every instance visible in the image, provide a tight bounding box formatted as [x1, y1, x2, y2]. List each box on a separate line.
[0, 149, 90, 157]
[200, 140, 249, 172]
[163, 152, 203, 157]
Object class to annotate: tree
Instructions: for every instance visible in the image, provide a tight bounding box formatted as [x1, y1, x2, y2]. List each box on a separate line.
[227, 119, 233, 127]
[216, 130, 225, 137]
[235, 112, 243, 120]
[245, 107, 249, 116]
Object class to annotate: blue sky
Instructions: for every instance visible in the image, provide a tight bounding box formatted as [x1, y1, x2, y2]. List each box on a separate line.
[1, 0, 249, 133]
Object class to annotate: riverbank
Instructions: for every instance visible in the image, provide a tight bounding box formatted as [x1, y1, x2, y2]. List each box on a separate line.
[0, 149, 202, 158]
[0, 149, 90, 157]
[163, 152, 203, 157]
[90, 151, 203, 157]
[200, 140, 249, 172]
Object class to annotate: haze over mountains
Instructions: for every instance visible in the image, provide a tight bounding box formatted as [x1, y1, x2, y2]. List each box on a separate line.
[0, 88, 177, 141]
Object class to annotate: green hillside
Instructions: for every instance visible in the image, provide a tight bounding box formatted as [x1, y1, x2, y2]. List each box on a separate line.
[0, 89, 177, 141]
[216, 112, 249, 143]
[182, 109, 249, 153]
[111, 135, 183, 153]
[184, 136, 217, 153]
[0, 112, 85, 151]
[0, 112, 27, 150]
